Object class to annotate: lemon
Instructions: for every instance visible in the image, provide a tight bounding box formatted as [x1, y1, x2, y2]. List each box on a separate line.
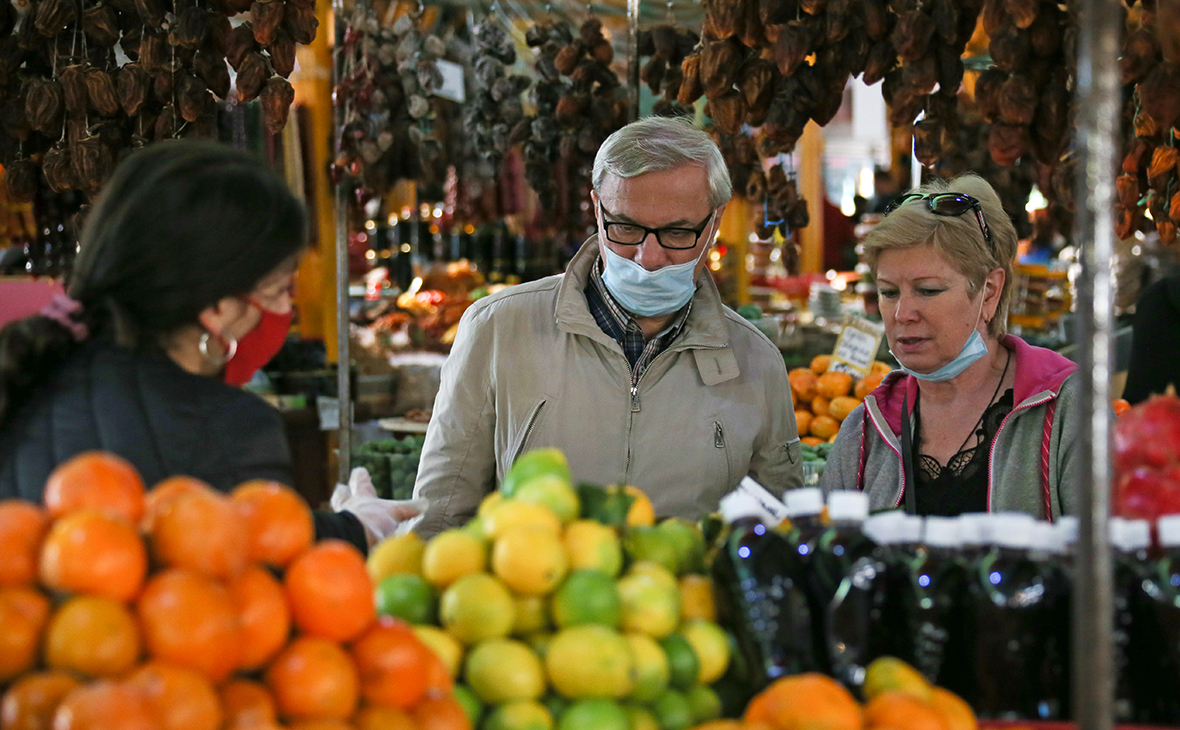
[545, 625, 635, 699]
[412, 624, 463, 678]
[623, 485, 656, 526]
[484, 700, 554, 730]
[514, 475, 580, 524]
[422, 529, 487, 589]
[660, 633, 700, 689]
[440, 572, 515, 645]
[562, 520, 623, 577]
[625, 632, 670, 702]
[502, 448, 572, 498]
[685, 685, 723, 723]
[556, 699, 629, 730]
[465, 638, 546, 703]
[864, 656, 934, 702]
[551, 570, 621, 629]
[512, 593, 551, 635]
[678, 574, 716, 622]
[617, 570, 681, 639]
[680, 619, 730, 684]
[626, 560, 680, 592]
[623, 704, 661, 730]
[479, 490, 505, 516]
[367, 531, 425, 581]
[492, 528, 568, 595]
[652, 689, 695, 730]
[483, 500, 562, 539]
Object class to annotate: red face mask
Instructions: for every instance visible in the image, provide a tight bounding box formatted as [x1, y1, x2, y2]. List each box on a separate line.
[224, 296, 294, 387]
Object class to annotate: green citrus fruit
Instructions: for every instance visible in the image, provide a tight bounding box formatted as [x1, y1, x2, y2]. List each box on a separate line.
[652, 689, 695, 730]
[465, 638, 546, 703]
[555, 698, 629, 730]
[660, 633, 700, 690]
[502, 449, 572, 499]
[545, 625, 634, 699]
[623, 526, 681, 575]
[484, 700, 554, 730]
[374, 573, 435, 624]
[623, 703, 662, 730]
[685, 684, 723, 723]
[452, 683, 483, 727]
[680, 619, 731, 684]
[551, 570, 621, 629]
[617, 571, 681, 639]
[625, 631, 670, 702]
[562, 520, 623, 577]
[656, 518, 706, 575]
[514, 475, 580, 525]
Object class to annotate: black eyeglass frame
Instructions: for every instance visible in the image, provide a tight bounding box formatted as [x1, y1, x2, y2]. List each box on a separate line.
[884, 192, 993, 246]
[597, 202, 716, 251]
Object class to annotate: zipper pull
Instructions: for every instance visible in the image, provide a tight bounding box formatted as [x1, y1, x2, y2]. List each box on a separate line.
[630, 385, 640, 413]
[715, 421, 725, 448]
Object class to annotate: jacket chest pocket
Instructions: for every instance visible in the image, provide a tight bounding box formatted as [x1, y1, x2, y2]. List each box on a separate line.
[510, 398, 548, 464]
[710, 417, 736, 490]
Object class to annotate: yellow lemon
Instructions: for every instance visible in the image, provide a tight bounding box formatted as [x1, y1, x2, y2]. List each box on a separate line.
[421, 529, 487, 589]
[623, 485, 656, 527]
[864, 656, 934, 702]
[492, 528, 568, 595]
[617, 571, 681, 639]
[679, 619, 731, 684]
[465, 638, 547, 703]
[625, 632, 670, 702]
[440, 572, 515, 645]
[366, 531, 425, 581]
[484, 699, 554, 730]
[562, 520, 623, 577]
[514, 475, 580, 524]
[512, 593, 551, 636]
[678, 574, 716, 622]
[412, 624, 463, 678]
[626, 560, 679, 592]
[484, 500, 562, 539]
[545, 625, 635, 699]
[623, 704, 661, 730]
[479, 490, 505, 516]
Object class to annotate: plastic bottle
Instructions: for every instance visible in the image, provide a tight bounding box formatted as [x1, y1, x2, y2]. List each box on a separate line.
[957, 514, 1061, 719]
[1110, 517, 1152, 722]
[1130, 515, 1180, 723]
[710, 491, 822, 697]
[783, 487, 827, 555]
[810, 491, 890, 696]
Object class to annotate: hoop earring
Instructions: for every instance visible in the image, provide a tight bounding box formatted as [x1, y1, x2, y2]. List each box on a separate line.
[198, 331, 238, 367]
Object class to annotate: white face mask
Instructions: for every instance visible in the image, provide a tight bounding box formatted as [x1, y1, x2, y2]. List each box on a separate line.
[599, 241, 712, 317]
[889, 290, 989, 382]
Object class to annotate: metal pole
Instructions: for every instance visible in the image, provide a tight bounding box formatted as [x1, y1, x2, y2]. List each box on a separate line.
[1072, 0, 1120, 725]
[627, 0, 640, 121]
[333, 5, 352, 485]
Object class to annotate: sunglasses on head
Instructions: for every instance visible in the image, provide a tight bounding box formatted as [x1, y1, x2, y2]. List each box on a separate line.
[884, 192, 992, 246]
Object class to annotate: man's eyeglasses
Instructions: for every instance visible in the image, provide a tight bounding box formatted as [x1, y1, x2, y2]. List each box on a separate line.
[598, 202, 715, 250]
[884, 192, 992, 246]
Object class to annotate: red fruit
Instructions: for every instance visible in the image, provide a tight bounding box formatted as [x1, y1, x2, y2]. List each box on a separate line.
[1116, 465, 1180, 520]
[1113, 392, 1180, 476]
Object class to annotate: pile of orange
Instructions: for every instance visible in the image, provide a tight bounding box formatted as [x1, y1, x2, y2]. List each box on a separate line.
[0, 450, 469, 730]
[790, 356, 893, 445]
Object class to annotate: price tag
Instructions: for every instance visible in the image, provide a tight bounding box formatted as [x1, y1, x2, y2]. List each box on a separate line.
[829, 315, 885, 378]
[316, 396, 354, 431]
[434, 60, 466, 103]
[737, 476, 791, 525]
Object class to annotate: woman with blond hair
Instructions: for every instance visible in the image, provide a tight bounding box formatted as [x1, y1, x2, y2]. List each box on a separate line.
[820, 174, 1079, 519]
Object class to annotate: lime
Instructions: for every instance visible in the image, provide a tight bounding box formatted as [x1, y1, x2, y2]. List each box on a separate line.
[684, 685, 723, 723]
[617, 571, 681, 639]
[541, 692, 568, 721]
[556, 698, 629, 730]
[625, 631, 670, 702]
[514, 475, 580, 524]
[374, 573, 435, 624]
[439, 572, 515, 645]
[656, 518, 706, 575]
[562, 520, 623, 577]
[623, 703, 662, 730]
[575, 483, 633, 528]
[680, 619, 731, 684]
[452, 683, 483, 728]
[484, 700, 554, 730]
[465, 638, 546, 703]
[623, 526, 680, 575]
[660, 633, 700, 689]
[512, 593, 551, 636]
[545, 625, 634, 699]
[551, 570, 621, 629]
[502, 448, 571, 498]
[652, 689, 694, 730]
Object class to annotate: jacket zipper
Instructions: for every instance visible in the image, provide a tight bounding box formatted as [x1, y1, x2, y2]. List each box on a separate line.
[512, 400, 547, 464]
[985, 393, 1053, 512]
[714, 421, 725, 447]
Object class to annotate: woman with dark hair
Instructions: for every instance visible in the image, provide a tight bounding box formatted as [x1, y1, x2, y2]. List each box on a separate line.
[0, 140, 412, 551]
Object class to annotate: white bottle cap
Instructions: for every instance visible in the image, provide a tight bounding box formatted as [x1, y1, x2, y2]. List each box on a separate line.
[827, 491, 869, 523]
[956, 513, 986, 547]
[1111, 518, 1151, 552]
[864, 513, 922, 544]
[994, 515, 1035, 550]
[1027, 521, 1058, 553]
[718, 491, 766, 525]
[1158, 515, 1180, 547]
[1056, 516, 1079, 547]
[785, 487, 824, 518]
[924, 516, 961, 548]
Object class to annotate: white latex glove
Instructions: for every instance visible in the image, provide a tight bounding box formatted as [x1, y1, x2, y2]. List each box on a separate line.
[331, 467, 428, 548]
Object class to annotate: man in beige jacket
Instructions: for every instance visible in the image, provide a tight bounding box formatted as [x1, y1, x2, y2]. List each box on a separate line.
[412, 116, 802, 537]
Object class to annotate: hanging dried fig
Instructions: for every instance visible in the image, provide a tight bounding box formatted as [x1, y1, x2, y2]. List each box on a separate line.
[283, 2, 318, 44]
[973, 67, 1007, 123]
[225, 23, 257, 70]
[134, 0, 165, 28]
[235, 52, 269, 102]
[701, 38, 745, 100]
[268, 29, 296, 78]
[988, 122, 1030, 166]
[1148, 146, 1179, 188]
[997, 73, 1036, 125]
[892, 10, 934, 62]
[154, 104, 181, 139]
[72, 136, 114, 194]
[678, 54, 704, 105]
[26, 78, 63, 135]
[85, 68, 120, 117]
[1123, 137, 1152, 175]
[169, 6, 211, 48]
[862, 39, 897, 85]
[706, 89, 747, 135]
[5, 160, 39, 202]
[42, 143, 76, 193]
[1139, 62, 1180, 132]
[83, 4, 121, 47]
[193, 48, 231, 99]
[261, 75, 295, 133]
[913, 117, 943, 166]
[139, 31, 169, 73]
[34, 0, 76, 36]
[59, 65, 89, 117]
[703, 0, 739, 39]
[1116, 174, 1140, 209]
[251, 0, 284, 46]
[117, 62, 149, 115]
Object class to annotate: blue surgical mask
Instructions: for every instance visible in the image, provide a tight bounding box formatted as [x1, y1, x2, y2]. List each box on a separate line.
[890, 294, 989, 382]
[600, 238, 711, 317]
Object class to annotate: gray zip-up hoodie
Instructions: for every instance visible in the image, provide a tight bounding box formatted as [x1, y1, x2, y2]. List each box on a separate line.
[818, 335, 1080, 519]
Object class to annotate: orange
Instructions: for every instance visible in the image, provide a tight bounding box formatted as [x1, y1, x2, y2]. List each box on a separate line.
[227, 564, 292, 670]
[817, 371, 853, 399]
[422, 647, 453, 694]
[351, 617, 432, 710]
[811, 395, 831, 418]
[232, 480, 315, 567]
[930, 687, 976, 730]
[788, 368, 818, 403]
[811, 355, 832, 374]
[220, 679, 278, 728]
[43, 451, 145, 524]
[854, 373, 885, 400]
[44, 594, 140, 678]
[39, 509, 147, 602]
[142, 476, 211, 532]
[0, 500, 50, 587]
[744, 673, 862, 730]
[828, 396, 861, 422]
[149, 489, 249, 579]
[809, 415, 841, 440]
[863, 691, 946, 730]
[127, 660, 223, 730]
[285, 540, 375, 643]
[0, 586, 51, 681]
[137, 568, 242, 683]
[412, 695, 471, 730]
[1113, 398, 1132, 416]
[49, 680, 156, 730]
[0, 670, 81, 730]
[870, 361, 893, 379]
[266, 636, 360, 721]
[795, 410, 813, 436]
[354, 705, 419, 730]
[289, 721, 358, 730]
[801, 436, 826, 447]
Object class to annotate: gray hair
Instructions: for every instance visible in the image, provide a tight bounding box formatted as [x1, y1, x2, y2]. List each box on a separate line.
[592, 116, 732, 208]
[863, 173, 1018, 338]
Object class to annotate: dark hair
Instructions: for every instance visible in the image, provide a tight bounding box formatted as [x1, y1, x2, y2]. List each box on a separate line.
[0, 140, 308, 425]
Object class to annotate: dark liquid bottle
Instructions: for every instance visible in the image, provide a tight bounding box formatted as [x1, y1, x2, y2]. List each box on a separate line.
[1111, 518, 1156, 722]
[1133, 515, 1180, 724]
[711, 492, 821, 697]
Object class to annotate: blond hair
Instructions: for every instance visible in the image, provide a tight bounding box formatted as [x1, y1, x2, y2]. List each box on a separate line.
[863, 173, 1017, 338]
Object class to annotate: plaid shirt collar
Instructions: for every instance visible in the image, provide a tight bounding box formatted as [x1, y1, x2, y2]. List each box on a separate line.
[585, 255, 693, 377]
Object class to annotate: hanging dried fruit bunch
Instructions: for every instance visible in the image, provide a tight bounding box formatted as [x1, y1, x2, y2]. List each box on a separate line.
[636, 23, 697, 117]
[463, 15, 528, 168]
[516, 19, 572, 210]
[550, 16, 627, 161]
